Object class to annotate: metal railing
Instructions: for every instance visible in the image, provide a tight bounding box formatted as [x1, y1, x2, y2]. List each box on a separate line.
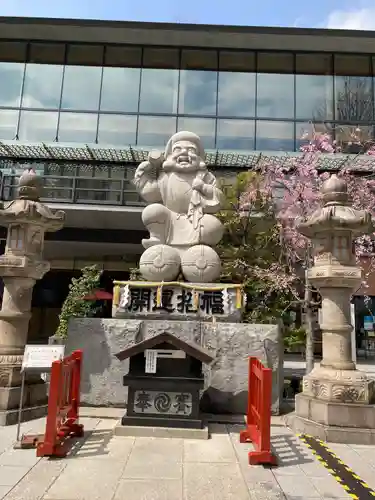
[0, 174, 146, 206]
[0, 169, 237, 206]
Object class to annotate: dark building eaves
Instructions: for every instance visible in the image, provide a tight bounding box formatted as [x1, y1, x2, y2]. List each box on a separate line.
[0, 16, 374, 54]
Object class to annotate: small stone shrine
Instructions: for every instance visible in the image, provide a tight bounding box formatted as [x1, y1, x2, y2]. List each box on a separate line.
[115, 332, 214, 429]
[287, 175, 375, 444]
[66, 131, 283, 418]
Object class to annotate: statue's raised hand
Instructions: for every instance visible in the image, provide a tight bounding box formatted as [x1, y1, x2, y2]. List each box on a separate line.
[136, 150, 164, 181]
[192, 177, 204, 191]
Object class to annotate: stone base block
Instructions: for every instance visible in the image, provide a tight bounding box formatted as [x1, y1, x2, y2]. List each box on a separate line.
[122, 414, 203, 429]
[0, 403, 47, 426]
[285, 413, 375, 445]
[0, 381, 48, 425]
[66, 318, 283, 415]
[0, 381, 48, 411]
[302, 367, 375, 405]
[295, 393, 375, 428]
[0, 385, 26, 410]
[113, 421, 209, 440]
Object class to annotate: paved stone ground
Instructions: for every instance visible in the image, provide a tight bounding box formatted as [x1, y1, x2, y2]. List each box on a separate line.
[0, 415, 374, 500]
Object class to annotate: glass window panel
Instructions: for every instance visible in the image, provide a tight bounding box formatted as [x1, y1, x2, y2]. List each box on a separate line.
[256, 121, 294, 151]
[179, 70, 217, 115]
[105, 45, 142, 67]
[0, 62, 25, 107]
[143, 47, 179, 69]
[334, 76, 373, 122]
[218, 72, 255, 117]
[257, 74, 294, 119]
[334, 123, 374, 153]
[66, 44, 104, 66]
[257, 52, 294, 74]
[335, 54, 371, 77]
[216, 119, 255, 150]
[0, 109, 19, 140]
[18, 110, 58, 142]
[181, 50, 218, 70]
[137, 116, 176, 147]
[29, 43, 65, 64]
[97, 114, 137, 146]
[296, 53, 332, 75]
[139, 69, 178, 114]
[21, 64, 63, 109]
[58, 112, 98, 143]
[296, 75, 333, 120]
[0, 41, 26, 62]
[219, 51, 255, 72]
[60, 66, 102, 111]
[295, 122, 328, 151]
[100, 67, 140, 113]
[177, 117, 215, 150]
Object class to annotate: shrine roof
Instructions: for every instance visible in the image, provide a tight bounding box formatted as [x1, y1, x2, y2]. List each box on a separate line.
[115, 332, 214, 364]
[1, 140, 375, 173]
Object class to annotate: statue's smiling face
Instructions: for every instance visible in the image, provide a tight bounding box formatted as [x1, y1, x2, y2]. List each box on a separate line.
[170, 141, 199, 172]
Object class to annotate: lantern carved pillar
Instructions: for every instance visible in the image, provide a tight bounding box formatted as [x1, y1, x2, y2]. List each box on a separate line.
[289, 174, 375, 444]
[0, 169, 64, 425]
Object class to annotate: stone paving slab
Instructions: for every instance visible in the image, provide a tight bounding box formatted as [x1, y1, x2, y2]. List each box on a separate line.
[0, 415, 374, 499]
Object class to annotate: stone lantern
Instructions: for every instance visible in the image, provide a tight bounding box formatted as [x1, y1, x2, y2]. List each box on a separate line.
[0, 169, 65, 425]
[289, 174, 375, 444]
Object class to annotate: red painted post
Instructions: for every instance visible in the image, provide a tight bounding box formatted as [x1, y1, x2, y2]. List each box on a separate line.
[37, 350, 84, 458]
[240, 356, 277, 466]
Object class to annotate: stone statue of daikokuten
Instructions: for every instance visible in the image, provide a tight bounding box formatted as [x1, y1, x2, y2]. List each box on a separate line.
[133, 131, 225, 283]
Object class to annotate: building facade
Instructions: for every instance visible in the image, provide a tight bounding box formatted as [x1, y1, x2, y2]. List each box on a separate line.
[0, 17, 375, 342]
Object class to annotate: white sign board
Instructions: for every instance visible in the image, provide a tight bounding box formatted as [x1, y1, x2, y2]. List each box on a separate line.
[145, 350, 157, 374]
[22, 344, 65, 372]
[156, 349, 186, 359]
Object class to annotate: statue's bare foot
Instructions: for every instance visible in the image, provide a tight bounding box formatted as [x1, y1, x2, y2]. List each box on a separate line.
[142, 237, 162, 249]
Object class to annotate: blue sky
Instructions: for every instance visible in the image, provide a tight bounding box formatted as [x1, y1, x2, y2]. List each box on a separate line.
[0, 0, 375, 30]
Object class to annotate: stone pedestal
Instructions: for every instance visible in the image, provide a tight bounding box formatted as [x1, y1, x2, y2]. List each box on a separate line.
[0, 170, 65, 425]
[287, 175, 375, 443]
[66, 317, 283, 416]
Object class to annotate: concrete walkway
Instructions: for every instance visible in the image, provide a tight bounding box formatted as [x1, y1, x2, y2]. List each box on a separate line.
[0, 414, 374, 499]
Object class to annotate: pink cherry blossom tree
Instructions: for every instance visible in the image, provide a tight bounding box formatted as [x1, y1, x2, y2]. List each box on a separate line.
[241, 123, 375, 373]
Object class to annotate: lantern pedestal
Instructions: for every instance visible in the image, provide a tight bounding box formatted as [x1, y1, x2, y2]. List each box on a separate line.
[288, 394, 375, 445]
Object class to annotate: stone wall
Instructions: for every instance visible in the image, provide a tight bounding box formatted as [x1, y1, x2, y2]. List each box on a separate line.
[66, 318, 283, 415]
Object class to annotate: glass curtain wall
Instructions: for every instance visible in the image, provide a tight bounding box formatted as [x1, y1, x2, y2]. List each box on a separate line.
[0, 41, 374, 151]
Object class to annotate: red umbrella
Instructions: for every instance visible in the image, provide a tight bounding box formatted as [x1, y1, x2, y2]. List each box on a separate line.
[83, 289, 113, 301]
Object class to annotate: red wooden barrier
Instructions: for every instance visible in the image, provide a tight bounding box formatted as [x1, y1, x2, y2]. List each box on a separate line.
[37, 350, 84, 457]
[240, 356, 277, 466]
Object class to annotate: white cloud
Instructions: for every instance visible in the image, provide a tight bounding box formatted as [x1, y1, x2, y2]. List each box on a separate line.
[325, 7, 375, 30]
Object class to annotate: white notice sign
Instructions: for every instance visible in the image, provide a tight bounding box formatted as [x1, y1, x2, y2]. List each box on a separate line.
[156, 349, 186, 359]
[145, 350, 157, 374]
[22, 344, 65, 372]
